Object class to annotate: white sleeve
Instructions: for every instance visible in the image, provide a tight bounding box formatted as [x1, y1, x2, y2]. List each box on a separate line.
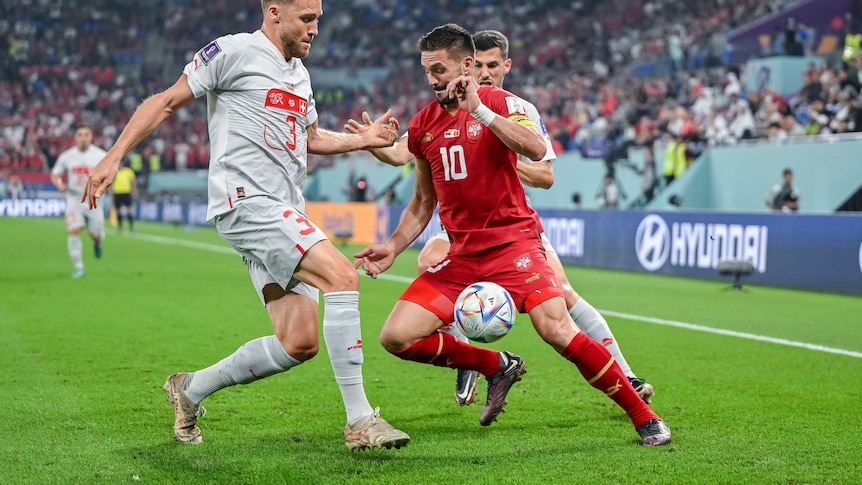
[183, 35, 241, 98]
[521, 99, 556, 163]
[51, 153, 67, 176]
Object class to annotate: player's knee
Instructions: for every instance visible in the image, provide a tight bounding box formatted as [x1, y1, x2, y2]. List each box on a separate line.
[562, 286, 579, 308]
[281, 337, 319, 362]
[379, 326, 408, 354]
[533, 317, 577, 348]
[329, 261, 359, 291]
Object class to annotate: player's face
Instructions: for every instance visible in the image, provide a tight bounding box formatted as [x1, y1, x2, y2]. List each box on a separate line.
[277, 0, 321, 59]
[74, 127, 93, 151]
[420, 49, 471, 106]
[473, 47, 511, 88]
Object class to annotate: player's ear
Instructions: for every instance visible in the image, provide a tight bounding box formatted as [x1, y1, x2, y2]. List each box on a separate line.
[462, 56, 474, 75]
[268, 4, 280, 22]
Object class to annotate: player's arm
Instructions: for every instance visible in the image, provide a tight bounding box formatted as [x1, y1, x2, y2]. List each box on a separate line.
[447, 76, 545, 161]
[50, 171, 66, 192]
[516, 160, 554, 189]
[387, 157, 437, 252]
[308, 110, 399, 155]
[370, 139, 414, 167]
[354, 158, 437, 277]
[83, 75, 195, 208]
[344, 119, 414, 166]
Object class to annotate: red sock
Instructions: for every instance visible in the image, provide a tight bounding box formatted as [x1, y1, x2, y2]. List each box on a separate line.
[561, 332, 658, 429]
[395, 332, 504, 377]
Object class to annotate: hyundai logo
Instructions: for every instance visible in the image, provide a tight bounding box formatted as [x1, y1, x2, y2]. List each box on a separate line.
[636, 214, 670, 271]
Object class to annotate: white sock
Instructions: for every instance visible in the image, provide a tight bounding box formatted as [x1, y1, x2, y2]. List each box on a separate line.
[323, 291, 374, 425]
[441, 321, 468, 342]
[185, 335, 301, 404]
[569, 298, 635, 378]
[67, 235, 83, 269]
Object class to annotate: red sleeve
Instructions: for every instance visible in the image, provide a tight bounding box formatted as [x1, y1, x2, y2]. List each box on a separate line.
[407, 114, 423, 161]
[479, 86, 529, 119]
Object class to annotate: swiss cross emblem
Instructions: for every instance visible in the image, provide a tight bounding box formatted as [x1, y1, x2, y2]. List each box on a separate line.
[300, 100, 307, 112]
[515, 255, 532, 269]
[467, 120, 482, 140]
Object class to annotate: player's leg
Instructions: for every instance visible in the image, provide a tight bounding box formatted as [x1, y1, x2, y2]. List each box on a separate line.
[542, 235, 654, 403]
[282, 210, 408, 451]
[164, 277, 314, 445]
[385, 261, 526, 426]
[113, 196, 124, 231]
[416, 230, 450, 274]
[124, 201, 135, 232]
[417, 230, 478, 405]
[87, 206, 104, 259]
[527, 298, 670, 445]
[64, 205, 85, 278]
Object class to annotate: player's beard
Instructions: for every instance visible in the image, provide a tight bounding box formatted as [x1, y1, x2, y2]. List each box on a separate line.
[281, 30, 313, 59]
[434, 86, 457, 107]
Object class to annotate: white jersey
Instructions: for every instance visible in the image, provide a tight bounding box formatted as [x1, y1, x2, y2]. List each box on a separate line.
[183, 30, 319, 222]
[52, 144, 108, 200]
[518, 98, 556, 165]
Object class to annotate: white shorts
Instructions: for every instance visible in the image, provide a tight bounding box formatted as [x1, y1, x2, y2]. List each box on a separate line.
[429, 228, 450, 243]
[215, 198, 327, 306]
[65, 197, 105, 238]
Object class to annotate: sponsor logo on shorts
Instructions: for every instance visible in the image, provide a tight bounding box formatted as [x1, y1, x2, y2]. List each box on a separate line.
[236, 187, 246, 198]
[514, 255, 533, 270]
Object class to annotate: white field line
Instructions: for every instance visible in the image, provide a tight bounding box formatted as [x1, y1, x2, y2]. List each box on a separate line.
[131, 231, 862, 359]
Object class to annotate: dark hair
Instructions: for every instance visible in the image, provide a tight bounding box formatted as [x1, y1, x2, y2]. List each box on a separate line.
[473, 30, 509, 59]
[783, 168, 793, 176]
[419, 23, 475, 61]
[74, 122, 92, 132]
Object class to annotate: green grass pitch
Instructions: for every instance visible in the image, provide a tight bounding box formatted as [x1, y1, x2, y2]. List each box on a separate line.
[1, 217, 860, 484]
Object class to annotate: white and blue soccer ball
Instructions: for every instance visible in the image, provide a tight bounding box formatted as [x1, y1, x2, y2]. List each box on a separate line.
[454, 281, 516, 343]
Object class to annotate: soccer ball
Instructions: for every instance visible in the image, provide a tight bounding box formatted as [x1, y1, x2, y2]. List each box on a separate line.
[454, 281, 516, 343]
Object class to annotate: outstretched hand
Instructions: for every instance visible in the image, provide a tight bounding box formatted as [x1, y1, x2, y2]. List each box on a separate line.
[353, 110, 400, 149]
[82, 155, 121, 209]
[353, 243, 397, 279]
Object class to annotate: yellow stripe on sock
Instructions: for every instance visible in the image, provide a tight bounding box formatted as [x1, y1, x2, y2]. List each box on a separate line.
[587, 357, 615, 385]
[427, 332, 444, 364]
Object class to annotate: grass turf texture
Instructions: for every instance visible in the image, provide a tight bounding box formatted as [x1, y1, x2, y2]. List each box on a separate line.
[1, 217, 860, 484]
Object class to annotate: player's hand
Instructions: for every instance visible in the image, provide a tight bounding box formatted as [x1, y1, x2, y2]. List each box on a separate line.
[446, 75, 480, 113]
[344, 116, 370, 135]
[358, 110, 400, 149]
[353, 244, 396, 278]
[82, 156, 121, 209]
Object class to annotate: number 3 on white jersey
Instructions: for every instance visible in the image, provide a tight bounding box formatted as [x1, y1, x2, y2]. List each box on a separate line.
[440, 145, 467, 181]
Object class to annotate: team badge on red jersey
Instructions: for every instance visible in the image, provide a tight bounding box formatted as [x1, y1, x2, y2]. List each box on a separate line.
[466, 120, 482, 140]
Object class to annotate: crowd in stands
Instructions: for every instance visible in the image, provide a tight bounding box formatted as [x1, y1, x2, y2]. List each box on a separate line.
[1, 0, 860, 187]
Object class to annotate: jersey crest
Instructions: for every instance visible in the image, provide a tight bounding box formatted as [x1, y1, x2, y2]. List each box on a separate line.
[466, 120, 482, 140]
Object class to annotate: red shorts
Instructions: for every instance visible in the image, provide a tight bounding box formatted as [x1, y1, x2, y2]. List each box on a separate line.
[400, 237, 564, 323]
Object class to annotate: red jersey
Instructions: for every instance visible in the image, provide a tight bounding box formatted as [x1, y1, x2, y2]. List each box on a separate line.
[408, 86, 541, 255]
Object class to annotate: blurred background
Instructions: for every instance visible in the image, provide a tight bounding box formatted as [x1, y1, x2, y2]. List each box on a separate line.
[2, 0, 861, 293]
